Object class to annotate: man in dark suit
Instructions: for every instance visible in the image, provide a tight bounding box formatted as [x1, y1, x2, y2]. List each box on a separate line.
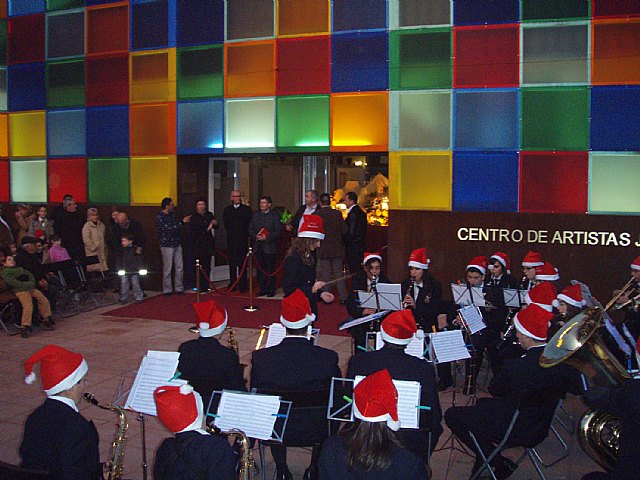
[347, 309, 443, 463]
[178, 300, 246, 406]
[287, 190, 320, 236]
[315, 193, 348, 304]
[251, 289, 341, 480]
[222, 190, 252, 292]
[248, 196, 282, 297]
[445, 304, 581, 479]
[20, 345, 102, 479]
[342, 192, 367, 276]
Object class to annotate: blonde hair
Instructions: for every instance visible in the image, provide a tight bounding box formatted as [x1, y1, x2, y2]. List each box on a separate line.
[87, 207, 98, 220]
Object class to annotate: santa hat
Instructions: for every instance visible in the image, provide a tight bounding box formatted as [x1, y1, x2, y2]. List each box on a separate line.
[553, 284, 585, 309]
[35, 229, 45, 239]
[353, 369, 400, 431]
[280, 289, 315, 329]
[298, 214, 325, 240]
[535, 262, 560, 282]
[154, 384, 204, 434]
[380, 310, 425, 346]
[466, 256, 487, 275]
[408, 248, 430, 270]
[24, 345, 88, 396]
[513, 303, 553, 341]
[489, 252, 510, 274]
[363, 251, 382, 265]
[522, 251, 544, 268]
[192, 300, 228, 337]
[631, 256, 640, 271]
[524, 282, 557, 312]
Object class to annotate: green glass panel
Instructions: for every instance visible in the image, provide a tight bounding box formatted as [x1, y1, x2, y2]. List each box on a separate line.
[521, 87, 589, 151]
[589, 153, 640, 214]
[276, 95, 329, 151]
[0, 20, 7, 66]
[10, 160, 47, 203]
[47, 59, 85, 108]
[88, 157, 130, 204]
[47, 0, 84, 11]
[390, 28, 451, 90]
[521, 0, 590, 21]
[177, 45, 223, 100]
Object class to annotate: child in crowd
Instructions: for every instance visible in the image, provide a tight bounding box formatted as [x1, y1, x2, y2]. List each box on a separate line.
[28, 205, 55, 241]
[48, 235, 71, 263]
[117, 233, 144, 304]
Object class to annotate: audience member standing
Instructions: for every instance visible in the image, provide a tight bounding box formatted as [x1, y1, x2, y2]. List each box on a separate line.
[287, 189, 320, 235]
[156, 198, 186, 295]
[343, 192, 367, 276]
[248, 196, 282, 297]
[13, 204, 35, 246]
[51, 196, 85, 259]
[28, 205, 54, 241]
[222, 190, 252, 292]
[0, 203, 13, 247]
[185, 198, 218, 293]
[81, 208, 108, 273]
[314, 193, 348, 304]
[109, 211, 146, 259]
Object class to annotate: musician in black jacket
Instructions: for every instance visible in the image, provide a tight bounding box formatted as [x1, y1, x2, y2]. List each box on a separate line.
[445, 304, 580, 479]
[343, 192, 367, 276]
[20, 345, 102, 479]
[251, 289, 341, 480]
[347, 309, 443, 462]
[520, 250, 544, 291]
[613, 256, 640, 339]
[401, 247, 442, 332]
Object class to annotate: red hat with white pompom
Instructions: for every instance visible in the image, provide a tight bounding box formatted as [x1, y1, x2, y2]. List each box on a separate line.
[353, 369, 400, 431]
[380, 309, 425, 346]
[298, 214, 325, 240]
[522, 251, 544, 268]
[489, 252, 511, 274]
[408, 248, 430, 270]
[24, 345, 88, 396]
[535, 262, 560, 282]
[193, 300, 228, 337]
[525, 282, 557, 312]
[513, 303, 553, 341]
[154, 384, 204, 433]
[466, 256, 488, 275]
[631, 256, 640, 271]
[553, 284, 585, 309]
[280, 289, 315, 329]
[363, 251, 382, 265]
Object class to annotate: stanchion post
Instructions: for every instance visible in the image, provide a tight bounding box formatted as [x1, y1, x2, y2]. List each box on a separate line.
[243, 247, 259, 312]
[189, 260, 201, 333]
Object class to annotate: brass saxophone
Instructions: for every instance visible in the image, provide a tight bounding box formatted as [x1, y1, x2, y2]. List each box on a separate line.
[84, 393, 128, 480]
[226, 326, 240, 356]
[207, 426, 254, 480]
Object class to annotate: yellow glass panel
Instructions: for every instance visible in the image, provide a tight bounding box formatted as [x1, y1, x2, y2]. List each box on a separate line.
[225, 41, 275, 97]
[277, 0, 330, 37]
[389, 151, 452, 210]
[0, 114, 8, 157]
[331, 92, 388, 151]
[130, 155, 177, 206]
[130, 49, 176, 103]
[9, 111, 46, 157]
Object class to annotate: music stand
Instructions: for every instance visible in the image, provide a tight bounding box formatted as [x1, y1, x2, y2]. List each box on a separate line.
[450, 283, 486, 307]
[503, 288, 525, 309]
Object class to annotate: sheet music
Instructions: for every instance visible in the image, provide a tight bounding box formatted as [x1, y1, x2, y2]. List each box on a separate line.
[451, 284, 486, 307]
[354, 376, 420, 429]
[503, 288, 525, 308]
[339, 310, 390, 330]
[125, 351, 182, 416]
[375, 332, 425, 359]
[265, 324, 313, 347]
[358, 283, 403, 310]
[429, 330, 471, 363]
[459, 305, 486, 334]
[213, 391, 280, 440]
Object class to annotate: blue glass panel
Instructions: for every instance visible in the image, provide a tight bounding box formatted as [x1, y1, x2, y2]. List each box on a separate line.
[454, 0, 519, 25]
[168, 0, 176, 47]
[86, 105, 129, 156]
[331, 32, 388, 93]
[47, 109, 85, 156]
[452, 151, 519, 211]
[454, 89, 518, 150]
[176, 0, 223, 46]
[8, 63, 46, 111]
[131, 1, 168, 50]
[9, 0, 45, 16]
[591, 86, 640, 152]
[333, 0, 386, 32]
[177, 100, 224, 153]
[85, 0, 121, 6]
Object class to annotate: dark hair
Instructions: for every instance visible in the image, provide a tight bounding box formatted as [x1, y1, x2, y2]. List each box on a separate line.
[50, 234, 61, 242]
[307, 190, 319, 201]
[122, 233, 135, 242]
[466, 267, 484, 276]
[364, 257, 382, 269]
[195, 197, 207, 205]
[260, 196, 272, 205]
[561, 303, 583, 320]
[346, 192, 358, 203]
[161, 197, 173, 209]
[341, 420, 402, 472]
[319, 193, 331, 206]
[286, 237, 318, 266]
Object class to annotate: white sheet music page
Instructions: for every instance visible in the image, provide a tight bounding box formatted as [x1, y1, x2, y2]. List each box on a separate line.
[265, 323, 286, 348]
[375, 332, 425, 359]
[214, 391, 280, 440]
[429, 330, 471, 363]
[124, 351, 182, 416]
[354, 376, 420, 429]
[459, 305, 486, 334]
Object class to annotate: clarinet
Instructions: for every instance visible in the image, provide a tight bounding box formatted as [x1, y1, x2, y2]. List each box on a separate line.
[403, 279, 415, 309]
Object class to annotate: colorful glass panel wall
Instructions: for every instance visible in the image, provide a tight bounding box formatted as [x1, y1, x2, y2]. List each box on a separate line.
[8, 14, 45, 64]
[276, 36, 330, 95]
[225, 41, 275, 97]
[130, 50, 175, 103]
[177, 100, 224, 153]
[389, 152, 452, 210]
[589, 153, 640, 214]
[277, 0, 329, 36]
[331, 32, 388, 92]
[130, 155, 176, 205]
[331, 92, 387, 152]
[226, 0, 274, 41]
[0, 160, 8, 201]
[86, 4, 128, 55]
[7, 62, 46, 111]
[129, 102, 176, 155]
[591, 86, 640, 151]
[9, 111, 46, 157]
[389, 90, 451, 150]
[46, 59, 85, 107]
[46, 10, 84, 59]
[48, 157, 86, 202]
[131, 0, 168, 50]
[276, 95, 329, 151]
[394, 0, 450, 28]
[225, 97, 275, 150]
[87, 157, 129, 203]
[177, 46, 223, 100]
[521, 0, 589, 21]
[46, 109, 85, 156]
[592, 20, 640, 85]
[10, 159, 47, 202]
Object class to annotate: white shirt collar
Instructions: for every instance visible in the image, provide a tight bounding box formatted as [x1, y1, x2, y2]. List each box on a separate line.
[346, 205, 355, 213]
[49, 395, 78, 412]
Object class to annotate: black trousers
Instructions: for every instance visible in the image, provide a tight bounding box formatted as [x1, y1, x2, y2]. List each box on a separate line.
[196, 254, 212, 292]
[228, 249, 248, 291]
[255, 251, 276, 295]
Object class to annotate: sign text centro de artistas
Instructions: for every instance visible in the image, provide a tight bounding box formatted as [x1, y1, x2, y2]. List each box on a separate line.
[457, 227, 640, 247]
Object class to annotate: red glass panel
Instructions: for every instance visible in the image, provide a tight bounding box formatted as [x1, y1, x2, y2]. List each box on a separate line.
[8, 14, 45, 64]
[86, 54, 129, 106]
[276, 36, 330, 95]
[87, 4, 129, 55]
[48, 158, 87, 204]
[0, 160, 8, 202]
[593, 0, 640, 18]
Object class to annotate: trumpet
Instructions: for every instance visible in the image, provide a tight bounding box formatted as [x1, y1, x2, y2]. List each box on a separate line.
[605, 276, 637, 311]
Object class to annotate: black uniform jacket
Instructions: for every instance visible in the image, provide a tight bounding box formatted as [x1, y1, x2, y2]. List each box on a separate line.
[400, 274, 443, 331]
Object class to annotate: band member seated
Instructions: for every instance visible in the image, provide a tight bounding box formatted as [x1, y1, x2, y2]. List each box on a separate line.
[401, 247, 442, 332]
[613, 256, 640, 339]
[153, 384, 236, 480]
[445, 304, 580, 480]
[347, 309, 442, 462]
[20, 345, 102, 479]
[177, 300, 246, 405]
[520, 251, 544, 291]
[549, 284, 586, 339]
[250, 289, 341, 480]
[346, 251, 392, 354]
[319, 369, 429, 480]
[534, 261, 561, 291]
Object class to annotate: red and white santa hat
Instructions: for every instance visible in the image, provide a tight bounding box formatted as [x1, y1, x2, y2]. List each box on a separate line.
[24, 345, 89, 396]
[553, 284, 585, 309]
[408, 248, 430, 270]
[522, 251, 544, 268]
[298, 214, 325, 240]
[192, 300, 228, 337]
[353, 369, 400, 431]
[466, 256, 488, 275]
[524, 282, 557, 312]
[489, 252, 510, 274]
[380, 310, 425, 346]
[631, 256, 640, 271]
[280, 289, 315, 329]
[513, 303, 554, 341]
[154, 384, 204, 434]
[363, 251, 382, 265]
[535, 262, 560, 282]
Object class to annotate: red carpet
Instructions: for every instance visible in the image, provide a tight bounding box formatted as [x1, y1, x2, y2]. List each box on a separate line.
[102, 292, 351, 337]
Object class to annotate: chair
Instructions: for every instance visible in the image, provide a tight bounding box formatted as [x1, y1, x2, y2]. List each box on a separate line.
[0, 291, 19, 334]
[76, 256, 119, 307]
[530, 399, 573, 467]
[43, 260, 92, 316]
[0, 460, 51, 479]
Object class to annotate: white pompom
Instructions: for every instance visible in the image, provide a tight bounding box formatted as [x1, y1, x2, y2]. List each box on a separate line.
[415, 329, 425, 339]
[25, 372, 36, 385]
[179, 384, 193, 395]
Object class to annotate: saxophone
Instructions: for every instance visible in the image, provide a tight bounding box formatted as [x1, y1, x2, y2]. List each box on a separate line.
[226, 326, 240, 356]
[84, 393, 128, 480]
[207, 426, 254, 480]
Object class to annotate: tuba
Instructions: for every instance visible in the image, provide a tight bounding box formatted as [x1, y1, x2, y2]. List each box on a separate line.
[540, 308, 630, 471]
[84, 393, 128, 480]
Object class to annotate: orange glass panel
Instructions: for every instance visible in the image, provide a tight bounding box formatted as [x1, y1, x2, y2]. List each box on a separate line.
[130, 103, 176, 156]
[0, 114, 7, 157]
[87, 4, 129, 56]
[277, 0, 329, 36]
[225, 41, 275, 97]
[331, 92, 388, 152]
[130, 49, 176, 103]
[593, 20, 640, 85]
